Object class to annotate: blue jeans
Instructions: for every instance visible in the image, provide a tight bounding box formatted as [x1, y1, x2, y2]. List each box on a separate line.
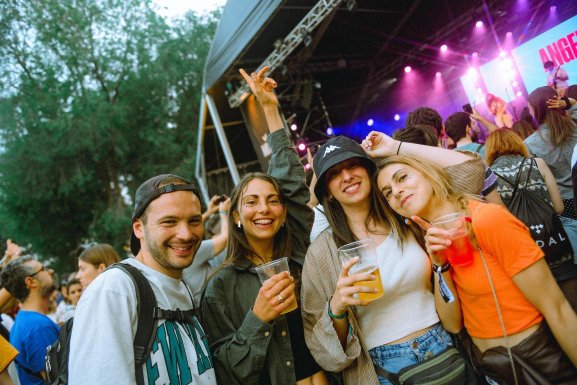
[560, 216, 577, 263]
[369, 323, 453, 385]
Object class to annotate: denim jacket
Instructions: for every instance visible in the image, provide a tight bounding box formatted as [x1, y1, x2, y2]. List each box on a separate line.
[201, 128, 314, 385]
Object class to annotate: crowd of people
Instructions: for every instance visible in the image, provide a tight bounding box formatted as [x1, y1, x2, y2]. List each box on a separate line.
[0, 63, 576, 385]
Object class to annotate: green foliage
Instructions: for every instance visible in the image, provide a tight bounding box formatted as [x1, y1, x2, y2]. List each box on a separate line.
[0, 0, 218, 271]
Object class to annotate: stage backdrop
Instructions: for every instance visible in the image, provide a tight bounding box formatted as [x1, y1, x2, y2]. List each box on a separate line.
[513, 15, 577, 94]
[461, 14, 577, 104]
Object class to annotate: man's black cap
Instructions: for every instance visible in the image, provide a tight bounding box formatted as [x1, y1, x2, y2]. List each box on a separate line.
[130, 174, 200, 255]
[313, 136, 376, 199]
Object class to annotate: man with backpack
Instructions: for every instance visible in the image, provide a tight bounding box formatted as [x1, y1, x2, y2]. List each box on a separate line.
[68, 174, 216, 385]
[0, 256, 59, 385]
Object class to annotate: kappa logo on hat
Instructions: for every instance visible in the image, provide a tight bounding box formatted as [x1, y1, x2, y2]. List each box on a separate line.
[323, 145, 341, 158]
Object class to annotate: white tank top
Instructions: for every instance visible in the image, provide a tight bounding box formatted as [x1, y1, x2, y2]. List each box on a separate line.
[355, 234, 439, 350]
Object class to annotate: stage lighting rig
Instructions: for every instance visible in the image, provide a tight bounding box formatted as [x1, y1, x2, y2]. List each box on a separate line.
[346, 0, 357, 12]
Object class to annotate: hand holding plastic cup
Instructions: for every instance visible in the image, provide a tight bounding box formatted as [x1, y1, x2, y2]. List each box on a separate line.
[430, 212, 474, 266]
[254, 257, 298, 314]
[338, 239, 384, 302]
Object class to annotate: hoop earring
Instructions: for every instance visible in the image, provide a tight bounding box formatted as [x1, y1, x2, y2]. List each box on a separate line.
[404, 217, 411, 225]
[328, 196, 334, 203]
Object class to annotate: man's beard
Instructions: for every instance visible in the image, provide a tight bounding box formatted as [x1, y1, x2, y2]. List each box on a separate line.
[41, 282, 57, 299]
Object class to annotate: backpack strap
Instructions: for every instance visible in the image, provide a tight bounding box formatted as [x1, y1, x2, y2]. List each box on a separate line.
[495, 158, 526, 201]
[107, 263, 158, 385]
[475, 143, 484, 153]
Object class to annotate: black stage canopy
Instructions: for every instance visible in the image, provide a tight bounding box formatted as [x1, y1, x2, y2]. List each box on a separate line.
[196, 0, 577, 200]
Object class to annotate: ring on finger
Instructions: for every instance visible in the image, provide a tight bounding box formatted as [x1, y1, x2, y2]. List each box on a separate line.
[278, 294, 285, 304]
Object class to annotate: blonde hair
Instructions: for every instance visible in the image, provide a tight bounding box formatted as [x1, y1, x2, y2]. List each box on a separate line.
[377, 155, 480, 247]
[78, 243, 121, 268]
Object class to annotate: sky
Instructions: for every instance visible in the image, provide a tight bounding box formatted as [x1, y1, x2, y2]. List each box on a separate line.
[153, 0, 227, 18]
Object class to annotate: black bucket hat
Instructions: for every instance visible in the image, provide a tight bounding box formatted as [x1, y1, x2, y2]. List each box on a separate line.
[313, 136, 376, 199]
[130, 174, 200, 255]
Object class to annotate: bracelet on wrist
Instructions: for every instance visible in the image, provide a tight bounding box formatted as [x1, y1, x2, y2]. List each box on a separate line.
[218, 210, 228, 215]
[396, 141, 403, 155]
[432, 262, 451, 274]
[328, 306, 348, 319]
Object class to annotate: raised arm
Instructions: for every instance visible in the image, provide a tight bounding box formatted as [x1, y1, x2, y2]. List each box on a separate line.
[471, 107, 499, 133]
[362, 131, 472, 167]
[211, 198, 231, 256]
[240, 66, 313, 263]
[202, 195, 220, 224]
[239, 66, 282, 133]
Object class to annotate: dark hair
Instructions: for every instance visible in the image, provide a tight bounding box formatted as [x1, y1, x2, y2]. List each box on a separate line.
[78, 243, 121, 268]
[225, 173, 291, 265]
[520, 107, 539, 131]
[316, 161, 410, 248]
[565, 85, 577, 99]
[511, 120, 535, 140]
[66, 278, 81, 292]
[0, 255, 35, 302]
[528, 86, 576, 146]
[392, 125, 438, 147]
[543, 60, 554, 69]
[406, 107, 443, 136]
[444, 112, 471, 143]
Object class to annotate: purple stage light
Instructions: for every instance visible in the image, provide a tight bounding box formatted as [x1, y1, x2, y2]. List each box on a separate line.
[472, 52, 479, 58]
[499, 51, 507, 58]
[516, 91, 522, 97]
[394, 114, 400, 121]
[512, 80, 518, 87]
[298, 142, 306, 152]
[404, 66, 412, 73]
[367, 119, 374, 127]
[550, 6, 556, 12]
[436, 71, 442, 78]
[305, 163, 311, 170]
[440, 44, 448, 53]
[506, 31, 513, 37]
[475, 20, 484, 28]
[326, 127, 334, 136]
[290, 123, 298, 131]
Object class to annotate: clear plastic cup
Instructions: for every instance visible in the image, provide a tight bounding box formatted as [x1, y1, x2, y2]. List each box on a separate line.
[430, 212, 474, 266]
[254, 257, 298, 314]
[338, 239, 384, 302]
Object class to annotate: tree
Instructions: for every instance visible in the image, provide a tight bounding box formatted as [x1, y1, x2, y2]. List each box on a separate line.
[0, 0, 218, 272]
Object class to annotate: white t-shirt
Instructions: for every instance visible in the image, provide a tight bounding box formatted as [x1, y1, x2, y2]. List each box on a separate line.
[310, 205, 330, 242]
[55, 301, 75, 324]
[355, 235, 439, 350]
[69, 258, 216, 385]
[182, 239, 226, 306]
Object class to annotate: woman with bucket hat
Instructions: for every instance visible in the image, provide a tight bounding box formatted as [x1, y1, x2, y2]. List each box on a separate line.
[301, 133, 484, 384]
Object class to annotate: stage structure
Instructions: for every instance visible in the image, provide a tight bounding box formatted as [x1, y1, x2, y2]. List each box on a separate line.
[196, 0, 577, 203]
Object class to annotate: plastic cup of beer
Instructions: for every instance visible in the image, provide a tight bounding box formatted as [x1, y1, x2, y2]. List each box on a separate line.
[337, 239, 384, 302]
[254, 257, 298, 314]
[430, 212, 474, 266]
